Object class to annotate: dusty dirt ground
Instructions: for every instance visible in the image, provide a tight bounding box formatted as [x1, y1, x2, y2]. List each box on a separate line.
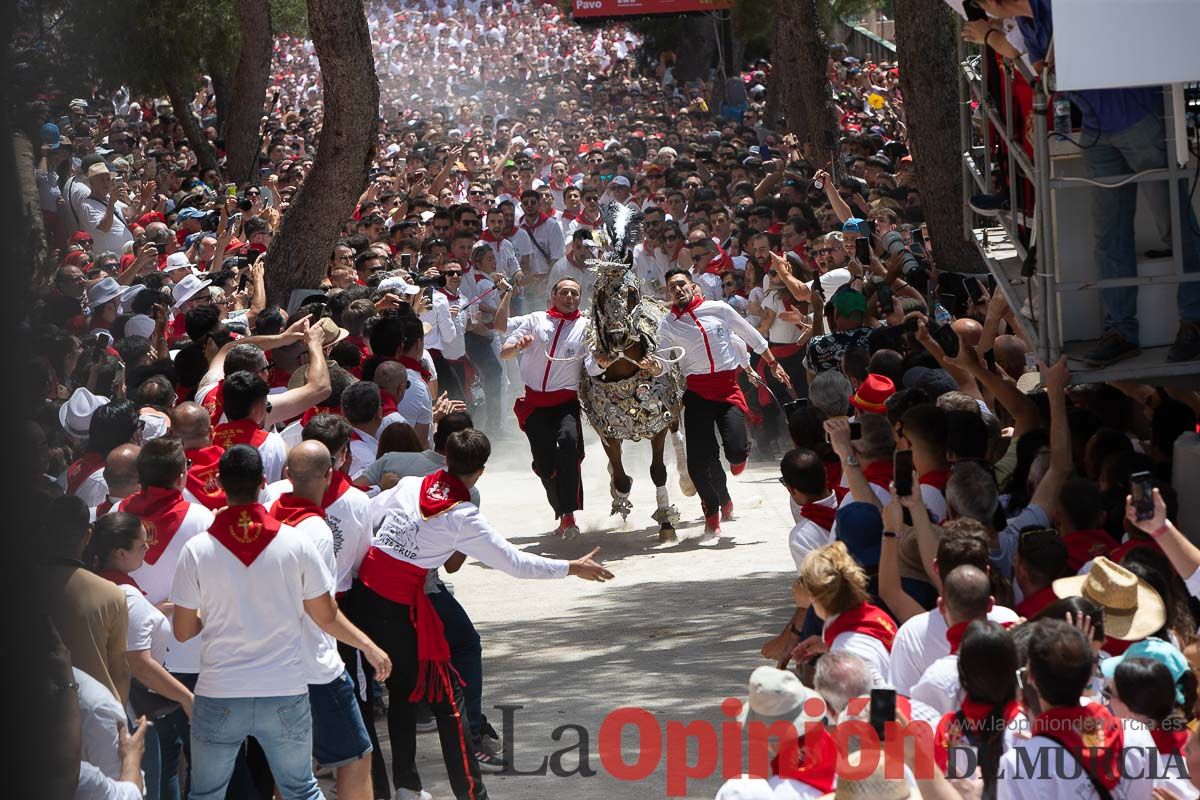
[347, 425, 799, 800]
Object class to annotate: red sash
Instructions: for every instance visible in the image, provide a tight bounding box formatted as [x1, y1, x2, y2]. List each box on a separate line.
[513, 387, 579, 431]
[208, 504, 282, 567]
[1150, 727, 1189, 757]
[212, 418, 269, 451]
[269, 494, 326, 527]
[300, 405, 341, 428]
[119, 487, 191, 565]
[357, 550, 461, 701]
[1015, 584, 1058, 619]
[201, 380, 225, 425]
[919, 468, 951, 492]
[934, 700, 1021, 773]
[396, 355, 432, 383]
[418, 470, 471, 518]
[823, 602, 897, 651]
[862, 460, 894, 489]
[770, 725, 837, 793]
[184, 445, 226, 511]
[322, 471, 355, 508]
[685, 370, 749, 417]
[800, 488, 849, 532]
[98, 569, 145, 595]
[67, 451, 106, 495]
[1031, 703, 1123, 791]
[1062, 529, 1121, 571]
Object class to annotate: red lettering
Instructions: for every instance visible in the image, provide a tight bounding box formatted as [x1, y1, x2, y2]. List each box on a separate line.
[665, 720, 718, 796]
[599, 707, 662, 782]
[720, 698, 743, 779]
[832, 719, 880, 780]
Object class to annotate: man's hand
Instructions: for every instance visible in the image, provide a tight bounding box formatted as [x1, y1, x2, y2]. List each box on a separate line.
[431, 392, 467, 422]
[824, 417, 855, 461]
[511, 334, 534, 352]
[962, 18, 996, 44]
[374, 292, 404, 312]
[1125, 487, 1168, 536]
[883, 492, 904, 532]
[118, 719, 148, 772]
[637, 356, 663, 376]
[769, 359, 793, 389]
[789, 635, 829, 664]
[363, 643, 393, 681]
[986, 287, 1010, 322]
[379, 472, 401, 491]
[282, 313, 312, 343]
[893, 476, 926, 513]
[1039, 356, 1069, 395]
[568, 547, 614, 581]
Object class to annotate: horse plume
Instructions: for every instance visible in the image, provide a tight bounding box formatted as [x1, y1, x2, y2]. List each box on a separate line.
[598, 201, 643, 264]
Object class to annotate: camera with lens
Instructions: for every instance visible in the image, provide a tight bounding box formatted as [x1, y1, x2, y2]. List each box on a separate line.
[414, 274, 447, 289]
[880, 230, 930, 294]
[200, 210, 222, 232]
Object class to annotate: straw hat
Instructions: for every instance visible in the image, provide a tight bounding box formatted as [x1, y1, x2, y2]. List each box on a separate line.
[1052, 556, 1166, 641]
[831, 749, 920, 800]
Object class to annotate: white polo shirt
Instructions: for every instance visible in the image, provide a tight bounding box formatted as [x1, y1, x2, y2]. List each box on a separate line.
[291, 515, 347, 686]
[888, 605, 1020, 695]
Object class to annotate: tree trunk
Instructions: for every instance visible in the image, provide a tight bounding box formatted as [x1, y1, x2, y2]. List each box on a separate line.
[776, 0, 835, 155]
[222, 0, 272, 187]
[263, 0, 378, 303]
[209, 65, 232, 140]
[163, 74, 220, 176]
[894, 0, 984, 272]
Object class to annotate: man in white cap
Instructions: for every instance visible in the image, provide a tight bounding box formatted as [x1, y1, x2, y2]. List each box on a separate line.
[163, 251, 196, 282]
[87, 277, 124, 332]
[600, 175, 636, 210]
[172, 274, 213, 312]
[78, 162, 134, 256]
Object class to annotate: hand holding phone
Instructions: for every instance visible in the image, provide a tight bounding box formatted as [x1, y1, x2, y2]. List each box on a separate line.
[854, 237, 871, 264]
[1130, 471, 1155, 522]
[869, 689, 897, 740]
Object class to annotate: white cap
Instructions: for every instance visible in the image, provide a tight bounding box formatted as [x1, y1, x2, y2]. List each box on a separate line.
[378, 276, 420, 296]
[125, 313, 156, 339]
[58, 387, 109, 439]
[171, 274, 212, 308]
[163, 252, 194, 273]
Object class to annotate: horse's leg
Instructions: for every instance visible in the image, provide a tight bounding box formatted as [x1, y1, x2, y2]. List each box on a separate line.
[601, 436, 633, 520]
[669, 418, 696, 497]
[649, 428, 680, 542]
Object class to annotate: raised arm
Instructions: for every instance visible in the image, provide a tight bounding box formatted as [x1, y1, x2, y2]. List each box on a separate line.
[264, 324, 332, 426]
[1028, 357, 1072, 512]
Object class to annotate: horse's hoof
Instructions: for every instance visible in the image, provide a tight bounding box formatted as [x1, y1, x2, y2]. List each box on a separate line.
[658, 525, 678, 544]
[678, 474, 697, 497]
[652, 505, 681, 526]
[611, 499, 633, 518]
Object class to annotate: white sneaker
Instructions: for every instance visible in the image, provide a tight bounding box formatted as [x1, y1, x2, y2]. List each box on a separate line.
[395, 789, 433, 800]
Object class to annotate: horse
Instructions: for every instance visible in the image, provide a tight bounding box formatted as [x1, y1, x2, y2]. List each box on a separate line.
[577, 204, 693, 543]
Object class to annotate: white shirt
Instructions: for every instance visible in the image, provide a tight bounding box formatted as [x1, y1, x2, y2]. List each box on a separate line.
[788, 492, 839, 573]
[422, 290, 465, 359]
[825, 623, 891, 688]
[78, 195, 134, 256]
[910, 653, 962, 716]
[292, 515, 347, 685]
[692, 270, 724, 301]
[348, 427, 380, 480]
[888, 605, 1020, 694]
[368, 475, 570, 578]
[656, 299, 768, 377]
[997, 707, 1156, 800]
[762, 290, 803, 343]
[479, 236, 521, 279]
[170, 518, 334, 698]
[632, 242, 671, 300]
[263, 478, 372, 594]
[547, 257, 596, 309]
[125, 499, 214, 673]
[121, 585, 170, 666]
[75, 762, 142, 800]
[515, 216, 565, 275]
[76, 667, 125, 780]
[505, 312, 588, 392]
[75, 468, 110, 509]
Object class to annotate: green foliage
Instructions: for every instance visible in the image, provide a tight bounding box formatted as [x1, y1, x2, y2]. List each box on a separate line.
[270, 0, 309, 38]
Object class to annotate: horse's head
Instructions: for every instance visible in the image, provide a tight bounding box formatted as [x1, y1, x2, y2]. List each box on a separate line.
[591, 262, 642, 355]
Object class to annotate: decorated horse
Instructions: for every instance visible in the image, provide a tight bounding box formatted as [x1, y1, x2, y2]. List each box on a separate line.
[578, 203, 693, 543]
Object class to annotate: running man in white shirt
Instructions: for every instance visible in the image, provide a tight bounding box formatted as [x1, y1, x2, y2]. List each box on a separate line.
[170, 444, 390, 800]
[656, 268, 792, 537]
[355, 428, 612, 800]
[496, 277, 590, 537]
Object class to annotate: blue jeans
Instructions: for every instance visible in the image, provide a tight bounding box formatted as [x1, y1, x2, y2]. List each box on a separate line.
[157, 672, 197, 800]
[140, 719, 165, 800]
[1082, 110, 1200, 344]
[189, 694, 323, 800]
[429, 586, 485, 742]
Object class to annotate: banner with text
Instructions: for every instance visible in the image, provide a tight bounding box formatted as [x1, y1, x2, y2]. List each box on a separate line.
[572, 0, 731, 19]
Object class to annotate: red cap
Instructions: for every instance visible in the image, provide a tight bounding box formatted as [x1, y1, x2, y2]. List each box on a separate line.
[69, 230, 93, 244]
[849, 373, 896, 414]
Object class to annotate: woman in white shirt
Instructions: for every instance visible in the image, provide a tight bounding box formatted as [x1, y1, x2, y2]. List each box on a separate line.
[86, 511, 195, 800]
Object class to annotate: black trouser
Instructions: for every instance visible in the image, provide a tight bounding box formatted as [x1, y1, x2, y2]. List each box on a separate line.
[337, 583, 391, 799]
[756, 346, 809, 450]
[524, 401, 583, 518]
[683, 390, 748, 515]
[353, 584, 489, 800]
[464, 332, 503, 428]
[430, 349, 467, 401]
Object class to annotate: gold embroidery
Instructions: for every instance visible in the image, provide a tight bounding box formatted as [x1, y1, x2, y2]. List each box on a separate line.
[230, 511, 259, 544]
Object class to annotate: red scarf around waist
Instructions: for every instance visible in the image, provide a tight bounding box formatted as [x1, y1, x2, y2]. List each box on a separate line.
[513, 387, 579, 431]
[67, 451, 106, 495]
[800, 487, 849, 532]
[119, 486, 191, 565]
[685, 370, 749, 417]
[396, 355, 432, 383]
[269, 493, 326, 527]
[1031, 703, 1124, 790]
[98, 569, 145, 595]
[823, 602, 897, 651]
[201, 380, 225, 425]
[212, 418, 268, 450]
[184, 445, 226, 511]
[358, 549, 461, 702]
[208, 503, 281, 567]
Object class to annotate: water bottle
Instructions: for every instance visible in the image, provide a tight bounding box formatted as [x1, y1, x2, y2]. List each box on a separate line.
[1052, 96, 1071, 140]
[933, 300, 952, 327]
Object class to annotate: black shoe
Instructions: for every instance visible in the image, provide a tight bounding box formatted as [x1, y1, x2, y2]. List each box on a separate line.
[1145, 248, 1173, 259]
[1167, 321, 1200, 362]
[473, 741, 509, 773]
[1083, 331, 1141, 366]
[970, 192, 1011, 217]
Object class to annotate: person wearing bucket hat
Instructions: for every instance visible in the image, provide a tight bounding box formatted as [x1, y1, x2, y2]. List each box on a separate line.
[86, 277, 124, 332]
[1052, 556, 1167, 644]
[171, 274, 212, 310]
[59, 387, 110, 442]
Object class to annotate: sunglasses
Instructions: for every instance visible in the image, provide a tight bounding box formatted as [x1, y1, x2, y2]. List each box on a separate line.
[469, 190, 485, 196]
[443, 270, 462, 277]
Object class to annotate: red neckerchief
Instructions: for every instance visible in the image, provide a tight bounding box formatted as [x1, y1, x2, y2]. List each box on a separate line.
[322, 470, 355, 507]
[934, 701, 1021, 773]
[770, 724, 838, 793]
[438, 287, 459, 301]
[98, 569, 145, 594]
[521, 212, 553, 234]
[346, 334, 370, 360]
[546, 306, 581, 321]
[481, 229, 507, 244]
[212, 418, 268, 450]
[670, 294, 704, 319]
[800, 487, 849, 532]
[1016, 584, 1058, 620]
[266, 366, 291, 390]
[946, 620, 970, 655]
[1031, 703, 1124, 791]
[562, 208, 580, 221]
[94, 497, 116, 518]
[701, 245, 733, 276]
[1150, 727, 1189, 756]
[919, 468, 951, 492]
[548, 177, 572, 192]
[824, 459, 843, 494]
[823, 602, 898, 651]
[1062, 528, 1121, 571]
[269, 493, 326, 527]
[862, 459, 894, 488]
[300, 405, 340, 428]
[1109, 536, 1160, 564]
[418, 469, 471, 518]
[67, 451, 106, 495]
[119, 487, 191, 565]
[184, 445, 226, 511]
[201, 379, 225, 424]
[380, 390, 399, 418]
[208, 504, 282, 567]
[575, 209, 601, 227]
[396, 355, 432, 383]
